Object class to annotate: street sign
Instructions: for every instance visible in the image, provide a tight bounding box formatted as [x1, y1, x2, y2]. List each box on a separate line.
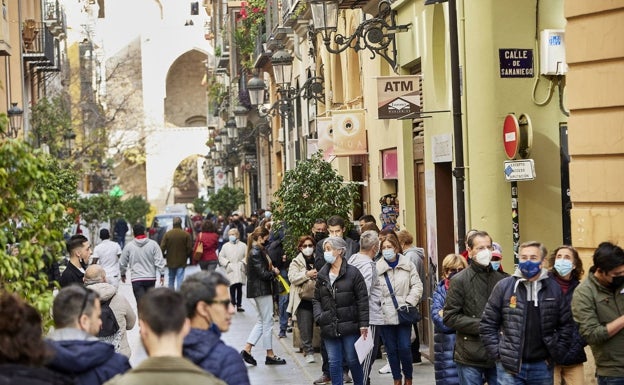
[503, 114, 520, 159]
[504, 159, 536, 182]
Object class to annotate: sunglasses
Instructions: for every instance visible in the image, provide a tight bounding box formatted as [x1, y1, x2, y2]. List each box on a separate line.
[302, 244, 314, 248]
[448, 268, 464, 274]
[207, 299, 233, 309]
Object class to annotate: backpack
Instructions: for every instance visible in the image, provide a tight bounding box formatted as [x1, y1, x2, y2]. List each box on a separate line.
[98, 297, 120, 338]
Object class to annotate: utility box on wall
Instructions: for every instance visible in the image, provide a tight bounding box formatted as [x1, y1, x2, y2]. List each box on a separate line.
[540, 29, 567, 75]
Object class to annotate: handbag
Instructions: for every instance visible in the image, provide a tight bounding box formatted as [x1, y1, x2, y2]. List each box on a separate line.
[193, 233, 204, 262]
[275, 274, 290, 295]
[383, 272, 421, 325]
[298, 278, 316, 301]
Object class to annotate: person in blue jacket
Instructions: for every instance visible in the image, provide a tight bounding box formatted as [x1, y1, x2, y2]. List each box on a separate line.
[432, 254, 466, 385]
[181, 271, 250, 385]
[46, 285, 130, 385]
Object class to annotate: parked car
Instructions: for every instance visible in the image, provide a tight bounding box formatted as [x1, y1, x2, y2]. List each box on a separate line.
[148, 213, 194, 245]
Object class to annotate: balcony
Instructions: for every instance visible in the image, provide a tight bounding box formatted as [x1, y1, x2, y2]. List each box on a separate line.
[22, 21, 57, 70]
[44, 0, 67, 38]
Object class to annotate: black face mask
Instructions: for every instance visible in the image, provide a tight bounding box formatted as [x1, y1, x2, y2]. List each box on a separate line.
[314, 232, 328, 243]
[609, 276, 624, 291]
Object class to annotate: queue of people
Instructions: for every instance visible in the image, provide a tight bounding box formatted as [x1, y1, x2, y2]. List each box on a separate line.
[6, 207, 624, 385]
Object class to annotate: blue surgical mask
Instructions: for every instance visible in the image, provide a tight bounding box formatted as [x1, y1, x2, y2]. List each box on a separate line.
[490, 261, 501, 271]
[519, 260, 542, 279]
[382, 249, 395, 261]
[324, 252, 336, 264]
[228, 235, 237, 243]
[554, 259, 573, 277]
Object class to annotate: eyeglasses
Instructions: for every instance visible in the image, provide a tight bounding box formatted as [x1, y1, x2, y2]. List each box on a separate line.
[302, 244, 314, 248]
[207, 299, 233, 309]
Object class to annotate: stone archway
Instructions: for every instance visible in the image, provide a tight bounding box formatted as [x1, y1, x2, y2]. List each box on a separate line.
[145, 126, 209, 212]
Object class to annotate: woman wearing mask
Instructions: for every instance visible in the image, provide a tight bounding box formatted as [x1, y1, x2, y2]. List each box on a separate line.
[547, 246, 587, 385]
[240, 226, 286, 366]
[431, 254, 467, 385]
[314, 236, 369, 385]
[288, 235, 318, 363]
[377, 232, 423, 385]
[219, 228, 248, 312]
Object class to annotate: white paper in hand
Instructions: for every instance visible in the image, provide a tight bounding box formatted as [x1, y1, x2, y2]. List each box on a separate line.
[354, 327, 374, 364]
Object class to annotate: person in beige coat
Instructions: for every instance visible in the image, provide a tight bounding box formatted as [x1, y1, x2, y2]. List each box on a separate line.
[84, 265, 137, 358]
[376, 232, 423, 385]
[287, 235, 318, 363]
[218, 228, 247, 312]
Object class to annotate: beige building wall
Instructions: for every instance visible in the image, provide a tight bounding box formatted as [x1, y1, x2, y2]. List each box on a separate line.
[565, 1, 624, 266]
[415, 0, 568, 267]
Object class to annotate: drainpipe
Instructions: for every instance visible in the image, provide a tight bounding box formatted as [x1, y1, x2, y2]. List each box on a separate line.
[449, 0, 466, 253]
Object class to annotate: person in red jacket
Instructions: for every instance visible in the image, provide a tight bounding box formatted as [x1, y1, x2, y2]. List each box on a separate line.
[195, 220, 220, 271]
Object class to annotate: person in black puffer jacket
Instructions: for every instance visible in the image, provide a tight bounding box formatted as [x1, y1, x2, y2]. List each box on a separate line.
[547, 246, 587, 385]
[0, 292, 74, 385]
[314, 237, 369, 385]
[480, 241, 574, 383]
[240, 227, 287, 366]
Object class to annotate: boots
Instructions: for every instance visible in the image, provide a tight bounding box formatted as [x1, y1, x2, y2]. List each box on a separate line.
[393, 380, 402, 385]
[404, 379, 412, 385]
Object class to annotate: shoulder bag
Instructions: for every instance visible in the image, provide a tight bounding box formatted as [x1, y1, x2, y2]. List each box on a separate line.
[193, 233, 204, 262]
[383, 272, 421, 325]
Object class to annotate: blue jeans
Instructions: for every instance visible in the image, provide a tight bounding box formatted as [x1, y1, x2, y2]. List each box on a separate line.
[168, 267, 185, 290]
[278, 293, 289, 334]
[246, 295, 274, 350]
[324, 334, 364, 385]
[379, 324, 413, 380]
[496, 361, 552, 385]
[456, 362, 497, 385]
[598, 377, 624, 385]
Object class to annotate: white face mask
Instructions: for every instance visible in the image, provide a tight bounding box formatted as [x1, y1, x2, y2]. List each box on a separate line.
[475, 249, 493, 266]
[302, 246, 314, 257]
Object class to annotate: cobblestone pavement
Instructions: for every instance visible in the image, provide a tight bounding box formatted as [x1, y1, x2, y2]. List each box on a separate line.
[119, 266, 435, 385]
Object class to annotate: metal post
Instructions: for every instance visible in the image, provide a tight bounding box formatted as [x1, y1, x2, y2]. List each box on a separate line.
[449, 0, 467, 252]
[511, 181, 520, 263]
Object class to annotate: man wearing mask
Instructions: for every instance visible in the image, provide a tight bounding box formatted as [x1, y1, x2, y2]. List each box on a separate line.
[312, 219, 328, 244]
[572, 242, 624, 383]
[313, 216, 358, 271]
[480, 241, 573, 384]
[443, 230, 506, 385]
[60, 234, 92, 287]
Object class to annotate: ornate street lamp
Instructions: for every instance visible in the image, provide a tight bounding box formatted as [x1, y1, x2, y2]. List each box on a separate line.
[225, 117, 238, 139]
[3, 103, 23, 138]
[307, 0, 411, 72]
[233, 105, 249, 130]
[246, 48, 325, 118]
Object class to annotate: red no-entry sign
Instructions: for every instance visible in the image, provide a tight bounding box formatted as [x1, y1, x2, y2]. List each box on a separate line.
[503, 114, 520, 160]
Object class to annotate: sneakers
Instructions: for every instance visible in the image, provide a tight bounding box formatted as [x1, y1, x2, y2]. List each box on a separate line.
[378, 363, 392, 374]
[312, 374, 330, 385]
[305, 354, 316, 363]
[265, 355, 287, 365]
[240, 350, 257, 366]
[237, 306, 245, 312]
[343, 373, 353, 383]
[278, 332, 287, 338]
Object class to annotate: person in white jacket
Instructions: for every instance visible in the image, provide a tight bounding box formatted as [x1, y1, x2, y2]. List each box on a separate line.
[218, 228, 247, 312]
[348, 230, 383, 385]
[376, 232, 423, 385]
